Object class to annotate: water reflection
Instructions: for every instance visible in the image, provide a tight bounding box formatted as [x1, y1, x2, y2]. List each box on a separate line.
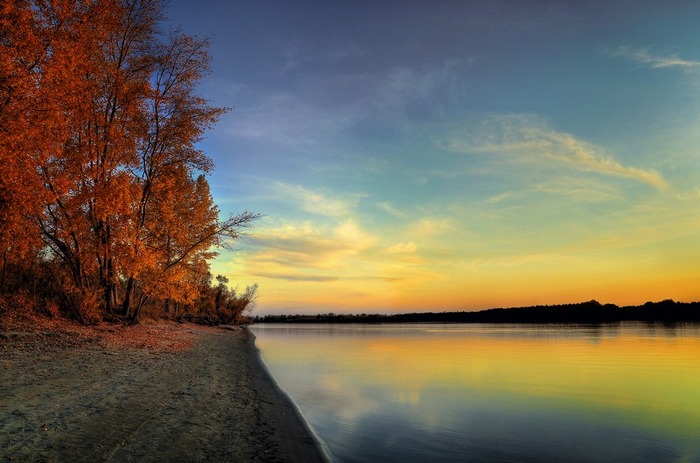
[252, 323, 700, 462]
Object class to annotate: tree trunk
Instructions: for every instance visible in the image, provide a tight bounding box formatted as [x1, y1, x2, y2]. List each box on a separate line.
[0, 251, 7, 293]
[104, 283, 118, 314]
[131, 293, 148, 324]
[121, 277, 134, 316]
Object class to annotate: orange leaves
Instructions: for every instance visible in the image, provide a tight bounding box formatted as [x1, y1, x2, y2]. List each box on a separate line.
[2, 0, 256, 322]
[135, 169, 219, 299]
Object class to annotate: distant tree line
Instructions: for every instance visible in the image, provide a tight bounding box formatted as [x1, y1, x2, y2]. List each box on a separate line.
[0, 0, 257, 324]
[254, 300, 700, 325]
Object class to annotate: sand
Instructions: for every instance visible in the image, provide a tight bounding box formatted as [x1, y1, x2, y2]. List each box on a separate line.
[0, 321, 327, 462]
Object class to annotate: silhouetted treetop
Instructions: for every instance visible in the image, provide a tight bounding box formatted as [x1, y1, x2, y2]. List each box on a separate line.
[254, 300, 700, 324]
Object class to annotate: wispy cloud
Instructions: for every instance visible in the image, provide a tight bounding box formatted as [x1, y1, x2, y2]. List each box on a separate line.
[676, 187, 700, 201]
[407, 217, 454, 238]
[533, 177, 620, 202]
[386, 241, 417, 254]
[234, 59, 467, 144]
[252, 273, 339, 282]
[283, 39, 365, 71]
[612, 46, 700, 70]
[445, 115, 669, 190]
[271, 182, 365, 218]
[377, 201, 408, 218]
[229, 92, 355, 147]
[246, 219, 376, 272]
[484, 192, 515, 204]
[538, 130, 668, 190]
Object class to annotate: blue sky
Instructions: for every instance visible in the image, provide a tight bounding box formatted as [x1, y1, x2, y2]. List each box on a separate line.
[166, 1, 700, 314]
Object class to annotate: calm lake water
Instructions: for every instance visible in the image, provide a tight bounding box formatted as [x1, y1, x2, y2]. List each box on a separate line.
[251, 323, 700, 463]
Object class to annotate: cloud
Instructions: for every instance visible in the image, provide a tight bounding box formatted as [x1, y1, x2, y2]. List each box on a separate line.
[229, 59, 471, 162]
[445, 115, 669, 190]
[485, 192, 514, 204]
[245, 219, 376, 274]
[252, 272, 339, 282]
[272, 182, 365, 218]
[538, 130, 668, 190]
[283, 40, 365, 70]
[386, 241, 417, 254]
[361, 60, 473, 125]
[235, 217, 432, 289]
[612, 46, 700, 70]
[334, 220, 371, 245]
[377, 201, 408, 218]
[676, 187, 700, 201]
[408, 218, 454, 238]
[533, 177, 620, 202]
[229, 92, 356, 148]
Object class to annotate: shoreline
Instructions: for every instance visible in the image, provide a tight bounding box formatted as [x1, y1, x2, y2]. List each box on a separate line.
[0, 321, 328, 462]
[249, 331, 335, 463]
[246, 330, 334, 463]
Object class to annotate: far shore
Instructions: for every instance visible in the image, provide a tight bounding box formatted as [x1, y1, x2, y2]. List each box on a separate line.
[254, 299, 700, 324]
[0, 320, 328, 462]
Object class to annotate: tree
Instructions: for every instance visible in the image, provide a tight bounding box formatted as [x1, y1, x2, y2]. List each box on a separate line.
[118, 21, 228, 320]
[0, 0, 69, 292]
[19, 0, 155, 320]
[202, 276, 258, 325]
[214, 274, 229, 311]
[0, 0, 258, 323]
[127, 171, 219, 322]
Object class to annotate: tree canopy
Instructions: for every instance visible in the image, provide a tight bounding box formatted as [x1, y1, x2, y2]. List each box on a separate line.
[1, 0, 258, 324]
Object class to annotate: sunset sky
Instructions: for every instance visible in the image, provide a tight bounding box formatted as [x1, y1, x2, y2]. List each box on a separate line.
[166, 1, 700, 315]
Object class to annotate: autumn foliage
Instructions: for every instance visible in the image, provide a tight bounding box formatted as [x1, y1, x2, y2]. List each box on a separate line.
[1, 0, 258, 324]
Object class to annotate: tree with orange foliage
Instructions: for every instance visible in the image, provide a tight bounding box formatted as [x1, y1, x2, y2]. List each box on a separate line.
[14, 0, 155, 321]
[118, 22, 229, 321]
[1, 0, 258, 323]
[126, 169, 257, 323]
[0, 0, 63, 291]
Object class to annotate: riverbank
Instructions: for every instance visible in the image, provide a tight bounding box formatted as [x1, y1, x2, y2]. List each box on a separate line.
[0, 320, 327, 462]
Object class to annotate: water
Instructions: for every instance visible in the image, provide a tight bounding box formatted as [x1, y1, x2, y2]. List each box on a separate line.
[251, 323, 700, 462]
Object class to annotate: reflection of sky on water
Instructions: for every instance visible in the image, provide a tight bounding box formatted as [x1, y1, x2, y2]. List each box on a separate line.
[336, 399, 684, 463]
[252, 323, 700, 462]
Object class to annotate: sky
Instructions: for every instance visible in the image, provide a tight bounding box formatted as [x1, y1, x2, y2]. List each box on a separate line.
[165, 0, 700, 315]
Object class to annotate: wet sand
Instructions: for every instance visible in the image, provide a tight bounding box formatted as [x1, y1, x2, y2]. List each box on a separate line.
[0, 322, 327, 462]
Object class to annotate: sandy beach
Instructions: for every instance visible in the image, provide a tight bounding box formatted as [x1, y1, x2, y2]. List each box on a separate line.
[0, 321, 327, 462]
